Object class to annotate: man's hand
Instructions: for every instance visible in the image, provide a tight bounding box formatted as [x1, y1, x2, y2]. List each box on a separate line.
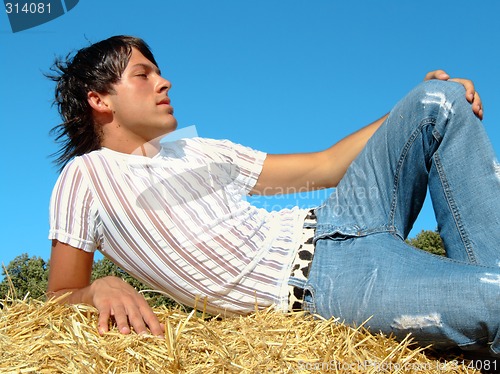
[90, 276, 165, 336]
[47, 240, 164, 337]
[424, 70, 483, 120]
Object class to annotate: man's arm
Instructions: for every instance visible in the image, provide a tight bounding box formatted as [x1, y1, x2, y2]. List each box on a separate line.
[252, 113, 387, 195]
[47, 240, 164, 336]
[251, 70, 483, 195]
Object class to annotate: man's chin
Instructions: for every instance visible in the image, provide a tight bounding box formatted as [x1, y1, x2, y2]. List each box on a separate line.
[165, 116, 178, 133]
[149, 122, 179, 143]
[170, 118, 178, 131]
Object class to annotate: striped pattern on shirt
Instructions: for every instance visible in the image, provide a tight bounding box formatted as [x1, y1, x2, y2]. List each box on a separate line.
[49, 137, 307, 315]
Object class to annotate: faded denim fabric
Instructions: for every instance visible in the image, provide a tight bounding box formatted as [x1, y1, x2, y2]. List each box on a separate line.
[304, 80, 500, 356]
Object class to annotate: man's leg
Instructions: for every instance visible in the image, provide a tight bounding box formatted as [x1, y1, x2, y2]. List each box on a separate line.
[307, 233, 500, 355]
[315, 79, 500, 263]
[305, 80, 500, 355]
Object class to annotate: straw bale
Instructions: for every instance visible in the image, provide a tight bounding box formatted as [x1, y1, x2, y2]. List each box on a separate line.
[0, 297, 480, 373]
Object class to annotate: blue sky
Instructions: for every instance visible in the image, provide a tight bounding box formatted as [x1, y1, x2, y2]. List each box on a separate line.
[1, 0, 500, 272]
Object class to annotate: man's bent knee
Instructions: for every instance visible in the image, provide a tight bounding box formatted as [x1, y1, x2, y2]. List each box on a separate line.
[391, 80, 470, 126]
[412, 80, 468, 113]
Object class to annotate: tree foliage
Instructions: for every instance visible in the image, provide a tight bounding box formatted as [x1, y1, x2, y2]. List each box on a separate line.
[406, 229, 446, 256]
[0, 254, 49, 300]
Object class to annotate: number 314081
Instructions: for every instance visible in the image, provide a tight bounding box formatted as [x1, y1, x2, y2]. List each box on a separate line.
[5, 2, 51, 14]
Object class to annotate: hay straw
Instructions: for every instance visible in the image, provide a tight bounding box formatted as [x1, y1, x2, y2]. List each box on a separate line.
[0, 297, 479, 373]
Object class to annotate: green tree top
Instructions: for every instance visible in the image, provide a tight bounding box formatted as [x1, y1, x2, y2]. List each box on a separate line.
[406, 229, 445, 256]
[0, 254, 48, 300]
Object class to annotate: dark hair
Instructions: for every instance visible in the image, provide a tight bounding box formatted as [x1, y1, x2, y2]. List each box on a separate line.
[47, 35, 159, 171]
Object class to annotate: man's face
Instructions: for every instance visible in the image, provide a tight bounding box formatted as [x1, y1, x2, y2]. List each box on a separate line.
[103, 48, 177, 143]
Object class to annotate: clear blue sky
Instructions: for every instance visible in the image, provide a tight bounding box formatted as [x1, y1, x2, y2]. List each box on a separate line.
[1, 0, 500, 272]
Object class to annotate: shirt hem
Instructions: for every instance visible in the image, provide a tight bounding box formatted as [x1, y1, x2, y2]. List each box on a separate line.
[48, 230, 97, 253]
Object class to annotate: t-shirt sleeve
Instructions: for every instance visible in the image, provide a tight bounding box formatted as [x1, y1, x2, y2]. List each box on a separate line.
[196, 138, 267, 194]
[48, 159, 100, 252]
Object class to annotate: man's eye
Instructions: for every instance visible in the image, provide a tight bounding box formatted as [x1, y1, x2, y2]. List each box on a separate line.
[137, 73, 148, 78]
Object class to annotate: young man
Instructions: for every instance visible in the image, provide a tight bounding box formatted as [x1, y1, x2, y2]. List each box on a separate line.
[48, 35, 499, 357]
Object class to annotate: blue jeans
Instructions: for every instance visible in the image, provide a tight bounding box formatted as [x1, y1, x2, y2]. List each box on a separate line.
[304, 80, 500, 356]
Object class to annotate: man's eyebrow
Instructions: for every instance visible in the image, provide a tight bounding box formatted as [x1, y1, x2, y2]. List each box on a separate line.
[130, 63, 161, 75]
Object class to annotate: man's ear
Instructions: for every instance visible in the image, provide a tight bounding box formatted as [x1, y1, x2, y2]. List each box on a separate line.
[87, 91, 112, 113]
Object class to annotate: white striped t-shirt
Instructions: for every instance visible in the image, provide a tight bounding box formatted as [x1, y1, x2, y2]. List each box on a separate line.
[49, 137, 308, 315]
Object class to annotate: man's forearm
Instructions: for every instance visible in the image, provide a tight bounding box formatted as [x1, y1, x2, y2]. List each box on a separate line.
[320, 113, 388, 187]
[252, 113, 389, 195]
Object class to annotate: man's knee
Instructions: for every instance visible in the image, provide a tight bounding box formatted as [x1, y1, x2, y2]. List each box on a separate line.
[393, 80, 469, 124]
[410, 80, 467, 111]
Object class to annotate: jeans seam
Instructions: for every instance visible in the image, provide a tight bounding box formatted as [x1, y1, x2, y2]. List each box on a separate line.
[388, 118, 435, 235]
[433, 151, 478, 264]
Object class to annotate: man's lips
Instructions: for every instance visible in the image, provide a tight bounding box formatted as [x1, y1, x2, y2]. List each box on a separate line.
[157, 98, 174, 114]
[157, 98, 171, 105]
